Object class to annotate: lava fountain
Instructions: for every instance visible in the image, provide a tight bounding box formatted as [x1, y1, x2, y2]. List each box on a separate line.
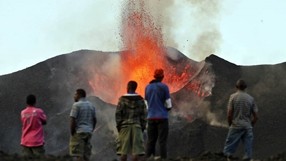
[119, 1, 195, 96]
[89, 1, 202, 104]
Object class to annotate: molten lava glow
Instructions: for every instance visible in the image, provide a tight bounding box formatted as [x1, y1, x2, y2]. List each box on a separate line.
[89, 1, 199, 104]
[119, 1, 191, 98]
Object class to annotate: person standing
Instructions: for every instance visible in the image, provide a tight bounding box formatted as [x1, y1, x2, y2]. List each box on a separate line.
[21, 94, 47, 157]
[116, 80, 147, 161]
[223, 79, 258, 161]
[145, 69, 172, 160]
[70, 89, 97, 161]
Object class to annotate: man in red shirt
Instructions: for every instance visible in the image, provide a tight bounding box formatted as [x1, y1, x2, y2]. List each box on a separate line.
[20, 94, 47, 156]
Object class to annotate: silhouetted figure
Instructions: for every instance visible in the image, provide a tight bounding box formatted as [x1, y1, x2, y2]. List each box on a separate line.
[20, 94, 47, 157]
[70, 89, 97, 161]
[116, 80, 147, 161]
[145, 69, 172, 160]
[223, 79, 258, 161]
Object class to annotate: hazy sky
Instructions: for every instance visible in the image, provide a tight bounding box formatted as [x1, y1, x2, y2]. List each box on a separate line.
[0, 0, 286, 75]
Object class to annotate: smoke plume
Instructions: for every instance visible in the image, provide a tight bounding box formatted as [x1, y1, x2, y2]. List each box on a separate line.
[138, 0, 222, 61]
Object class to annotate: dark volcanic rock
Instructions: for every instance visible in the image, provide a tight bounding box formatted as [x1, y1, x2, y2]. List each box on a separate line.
[0, 49, 286, 160]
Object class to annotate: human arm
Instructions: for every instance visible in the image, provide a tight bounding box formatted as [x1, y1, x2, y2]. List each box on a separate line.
[227, 97, 233, 126]
[70, 104, 78, 135]
[92, 106, 97, 130]
[115, 99, 123, 132]
[70, 117, 76, 136]
[93, 117, 97, 130]
[251, 103, 258, 126]
[39, 109, 47, 125]
[165, 98, 172, 111]
[164, 86, 172, 111]
[251, 112, 258, 126]
[140, 101, 147, 132]
[227, 108, 233, 126]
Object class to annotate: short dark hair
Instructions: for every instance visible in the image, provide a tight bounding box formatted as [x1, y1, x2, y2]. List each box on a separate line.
[26, 94, 36, 106]
[127, 81, 137, 92]
[76, 89, 86, 98]
[236, 79, 247, 90]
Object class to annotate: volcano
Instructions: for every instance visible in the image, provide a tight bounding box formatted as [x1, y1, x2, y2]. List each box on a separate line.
[0, 48, 286, 160]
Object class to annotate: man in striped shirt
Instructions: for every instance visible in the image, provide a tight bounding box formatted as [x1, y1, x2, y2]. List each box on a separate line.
[223, 79, 258, 161]
[70, 89, 97, 161]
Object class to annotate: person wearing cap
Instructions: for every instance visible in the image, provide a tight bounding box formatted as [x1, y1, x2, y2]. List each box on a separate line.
[115, 80, 147, 161]
[145, 69, 172, 160]
[223, 79, 258, 161]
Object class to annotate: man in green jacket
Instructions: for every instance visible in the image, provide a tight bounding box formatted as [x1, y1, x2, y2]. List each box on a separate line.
[116, 80, 147, 161]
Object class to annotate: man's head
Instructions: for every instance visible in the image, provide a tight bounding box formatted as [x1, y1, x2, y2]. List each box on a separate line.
[154, 68, 164, 81]
[127, 80, 137, 93]
[236, 79, 247, 90]
[74, 89, 86, 102]
[26, 94, 36, 106]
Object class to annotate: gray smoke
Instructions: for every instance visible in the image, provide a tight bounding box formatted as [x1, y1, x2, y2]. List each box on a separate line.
[141, 0, 222, 61]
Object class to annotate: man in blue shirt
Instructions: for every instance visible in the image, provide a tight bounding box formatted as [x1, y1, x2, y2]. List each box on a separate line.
[145, 69, 172, 160]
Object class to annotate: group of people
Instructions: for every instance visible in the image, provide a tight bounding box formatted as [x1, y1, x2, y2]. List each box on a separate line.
[20, 68, 258, 161]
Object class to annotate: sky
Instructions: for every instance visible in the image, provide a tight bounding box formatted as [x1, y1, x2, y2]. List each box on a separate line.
[0, 0, 286, 75]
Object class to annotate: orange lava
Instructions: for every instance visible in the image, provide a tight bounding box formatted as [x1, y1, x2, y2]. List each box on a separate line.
[89, 1, 197, 104]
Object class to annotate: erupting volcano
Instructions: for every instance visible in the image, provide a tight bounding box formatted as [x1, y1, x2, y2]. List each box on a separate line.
[88, 1, 204, 104]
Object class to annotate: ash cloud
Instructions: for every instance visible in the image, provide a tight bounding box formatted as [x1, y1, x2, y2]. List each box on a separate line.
[143, 0, 222, 61]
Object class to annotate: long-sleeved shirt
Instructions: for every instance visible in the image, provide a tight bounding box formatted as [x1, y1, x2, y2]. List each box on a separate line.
[116, 93, 147, 130]
[21, 106, 46, 147]
[145, 79, 172, 119]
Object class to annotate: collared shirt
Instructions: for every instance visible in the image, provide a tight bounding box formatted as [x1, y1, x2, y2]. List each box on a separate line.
[70, 98, 96, 133]
[228, 91, 258, 129]
[21, 106, 46, 147]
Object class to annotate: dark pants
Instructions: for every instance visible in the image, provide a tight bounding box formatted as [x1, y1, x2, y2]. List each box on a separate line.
[22, 145, 45, 157]
[146, 119, 169, 159]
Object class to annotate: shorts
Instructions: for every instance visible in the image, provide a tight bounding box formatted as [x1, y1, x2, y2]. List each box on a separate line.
[69, 132, 92, 159]
[116, 124, 145, 155]
[22, 145, 45, 156]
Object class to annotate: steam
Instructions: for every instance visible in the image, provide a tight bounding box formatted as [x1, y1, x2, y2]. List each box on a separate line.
[135, 0, 222, 61]
[118, 0, 225, 126]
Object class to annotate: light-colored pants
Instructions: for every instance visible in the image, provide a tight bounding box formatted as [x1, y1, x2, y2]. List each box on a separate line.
[116, 124, 145, 155]
[70, 132, 92, 161]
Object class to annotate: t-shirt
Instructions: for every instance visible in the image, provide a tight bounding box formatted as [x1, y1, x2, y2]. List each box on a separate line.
[145, 80, 172, 119]
[70, 98, 96, 133]
[228, 91, 258, 129]
[21, 106, 46, 147]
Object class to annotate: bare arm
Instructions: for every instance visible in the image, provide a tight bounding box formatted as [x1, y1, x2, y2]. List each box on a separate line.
[70, 117, 76, 136]
[93, 117, 97, 130]
[251, 111, 258, 126]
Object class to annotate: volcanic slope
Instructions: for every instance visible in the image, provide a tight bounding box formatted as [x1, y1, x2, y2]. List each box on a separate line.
[203, 55, 286, 159]
[0, 49, 285, 160]
[0, 48, 201, 160]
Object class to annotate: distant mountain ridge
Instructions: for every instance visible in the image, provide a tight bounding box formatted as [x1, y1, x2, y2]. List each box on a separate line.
[0, 48, 285, 160]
